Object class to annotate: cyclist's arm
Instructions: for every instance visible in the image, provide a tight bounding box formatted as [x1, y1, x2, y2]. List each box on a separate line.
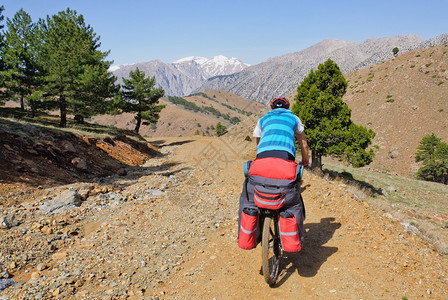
[253, 121, 262, 146]
[295, 131, 309, 166]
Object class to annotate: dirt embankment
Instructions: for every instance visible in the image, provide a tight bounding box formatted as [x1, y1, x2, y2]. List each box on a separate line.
[0, 121, 158, 206]
[0, 135, 447, 299]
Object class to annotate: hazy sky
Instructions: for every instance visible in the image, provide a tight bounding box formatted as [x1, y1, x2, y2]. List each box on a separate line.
[2, 0, 447, 66]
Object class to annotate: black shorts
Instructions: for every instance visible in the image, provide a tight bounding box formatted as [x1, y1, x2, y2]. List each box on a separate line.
[256, 150, 295, 161]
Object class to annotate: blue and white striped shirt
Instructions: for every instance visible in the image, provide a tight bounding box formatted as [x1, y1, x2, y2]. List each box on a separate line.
[253, 108, 304, 157]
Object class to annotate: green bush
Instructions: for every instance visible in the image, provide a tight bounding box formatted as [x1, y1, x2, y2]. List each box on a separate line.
[415, 133, 448, 184]
[215, 122, 227, 137]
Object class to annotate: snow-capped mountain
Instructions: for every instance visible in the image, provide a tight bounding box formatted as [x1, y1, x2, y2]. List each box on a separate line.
[110, 55, 250, 96]
[174, 55, 250, 78]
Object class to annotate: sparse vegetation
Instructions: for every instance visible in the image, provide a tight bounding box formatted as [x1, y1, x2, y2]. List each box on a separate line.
[244, 135, 252, 142]
[220, 102, 252, 116]
[415, 133, 448, 184]
[215, 122, 227, 137]
[386, 98, 395, 103]
[392, 47, 399, 56]
[167, 96, 203, 113]
[167, 96, 241, 124]
[323, 159, 448, 253]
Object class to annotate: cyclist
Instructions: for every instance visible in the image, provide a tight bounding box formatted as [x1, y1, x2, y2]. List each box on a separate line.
[238, 97, 309, 250]
[254, 97, 309, 165]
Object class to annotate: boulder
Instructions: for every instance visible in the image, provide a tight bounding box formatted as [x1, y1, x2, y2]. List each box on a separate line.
[0, 279, 16, 292]
[71, 157, 87, 170]
[39, 190, 82, 214]
[62, 141, 77, 153]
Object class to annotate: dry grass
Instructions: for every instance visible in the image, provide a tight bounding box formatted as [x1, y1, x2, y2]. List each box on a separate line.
[322, 160, 448, 254]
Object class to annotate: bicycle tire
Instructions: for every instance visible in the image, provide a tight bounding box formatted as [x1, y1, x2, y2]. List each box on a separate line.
[262, 214, 280, 285]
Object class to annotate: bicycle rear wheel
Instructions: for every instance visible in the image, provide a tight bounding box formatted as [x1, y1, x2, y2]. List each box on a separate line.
[262, 214, 280, 285]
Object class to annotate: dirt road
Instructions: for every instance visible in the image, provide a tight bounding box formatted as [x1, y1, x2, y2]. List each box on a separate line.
[1, 136, 447, 299]
[154, 136, 448, 299]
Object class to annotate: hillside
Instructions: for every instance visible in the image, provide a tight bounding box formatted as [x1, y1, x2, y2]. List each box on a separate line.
[0, 110, 159, 205]
[343, 43, 448, 178]
[92, 90, 267, 138]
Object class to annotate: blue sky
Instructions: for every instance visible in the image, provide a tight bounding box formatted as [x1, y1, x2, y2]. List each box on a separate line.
[2, 0, 448, 66]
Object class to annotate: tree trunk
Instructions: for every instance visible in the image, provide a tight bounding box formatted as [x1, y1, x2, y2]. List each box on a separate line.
[20, 95, 25, 110]
[134, 116, 141, 134]
[311, 150, 323, 172]
[59, 95, 67, 128]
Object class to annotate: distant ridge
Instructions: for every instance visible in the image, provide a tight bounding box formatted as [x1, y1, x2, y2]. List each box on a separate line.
[110, 56, 249, 97]
[195, 33, 448, 103]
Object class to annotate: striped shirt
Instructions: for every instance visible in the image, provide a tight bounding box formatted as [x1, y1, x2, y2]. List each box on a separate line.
[253, 108, 304, 157]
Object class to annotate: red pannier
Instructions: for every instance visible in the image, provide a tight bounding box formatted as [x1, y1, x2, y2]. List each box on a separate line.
[248, 157, 300, 210]
[254, 187, 285, 210]
[279, 211, 301, 252]
[238, 207, 259, 250]
[248, 157, 298, 181]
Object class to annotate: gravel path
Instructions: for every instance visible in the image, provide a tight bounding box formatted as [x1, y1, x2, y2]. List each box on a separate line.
[1, 136, 447, 299]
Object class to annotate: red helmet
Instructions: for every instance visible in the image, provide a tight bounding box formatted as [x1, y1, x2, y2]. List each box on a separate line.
[270, 97, 290, 109]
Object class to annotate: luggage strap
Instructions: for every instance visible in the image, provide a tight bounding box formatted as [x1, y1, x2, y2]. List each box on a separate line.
[248, 177, 298, 189]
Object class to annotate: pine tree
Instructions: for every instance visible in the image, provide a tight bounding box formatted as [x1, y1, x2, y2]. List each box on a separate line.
[121, 68, 165, 134]
[291, 59, 375, 171]
[393, 47, 399, 57]
[2, 9, 40, 110]
[415, 134, 448, 184]
[215, 122, 227, 136]
[38, 8, 117, 127]
[72, 59, 119, 123]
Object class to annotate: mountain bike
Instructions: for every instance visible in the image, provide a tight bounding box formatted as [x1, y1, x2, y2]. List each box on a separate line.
[260, 208, 282, 285]
[260, 164, 304, 286]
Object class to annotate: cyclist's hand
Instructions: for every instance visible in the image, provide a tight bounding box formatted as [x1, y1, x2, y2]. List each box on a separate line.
[300, 159, 309, 167]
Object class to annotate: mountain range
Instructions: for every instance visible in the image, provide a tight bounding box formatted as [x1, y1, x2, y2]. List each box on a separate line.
[110, 55, 249, 96]
[111, 33, 448, 104]
[195, 33, 448, 103]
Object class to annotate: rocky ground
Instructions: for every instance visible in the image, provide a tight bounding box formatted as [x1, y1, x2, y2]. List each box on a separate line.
[0, 136, 447, 299]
